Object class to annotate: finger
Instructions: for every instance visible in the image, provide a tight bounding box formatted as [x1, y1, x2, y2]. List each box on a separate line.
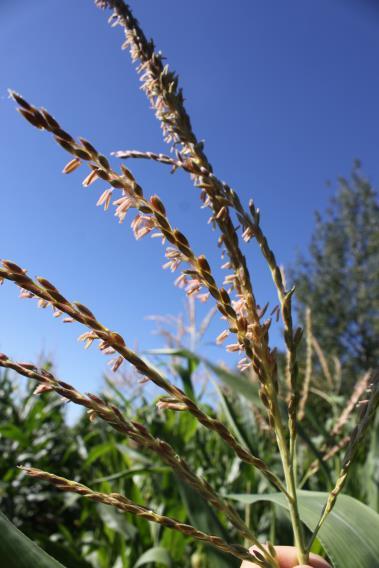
[243, 545, 331, 568]
[306, 553, 332, 568]
[268, 546, 331, 568]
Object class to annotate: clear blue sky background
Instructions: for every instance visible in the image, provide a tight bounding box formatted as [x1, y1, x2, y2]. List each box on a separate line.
[1, 0, 379, 400]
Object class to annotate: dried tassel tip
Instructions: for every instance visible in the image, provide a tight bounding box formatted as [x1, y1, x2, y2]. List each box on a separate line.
[8, 90, 32, 110]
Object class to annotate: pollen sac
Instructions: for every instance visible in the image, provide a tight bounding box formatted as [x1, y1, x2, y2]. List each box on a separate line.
[62, 158, 81, 174]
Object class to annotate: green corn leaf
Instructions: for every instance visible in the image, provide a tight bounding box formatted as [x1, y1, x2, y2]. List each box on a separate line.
[134, 546, 173, 567]
[0, 510, 65, 568]
[148, 348, 262, 406]
[228, 491, 379, 568]
[96, 503, 138, 539]
[0, 424, 29, 445]
[214, 381, 259, 457]
[83, 441, 115, 467]
[177, 478, 239, 568]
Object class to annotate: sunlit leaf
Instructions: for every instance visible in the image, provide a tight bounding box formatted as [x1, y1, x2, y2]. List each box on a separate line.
[96, 503, 138, 539]
[134, 546, 173, 567]
[83, 442, 115, 467]
[148, 348, 262, 406]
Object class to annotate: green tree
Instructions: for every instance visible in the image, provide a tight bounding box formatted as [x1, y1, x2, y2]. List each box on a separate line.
[291, 161, 379, 384]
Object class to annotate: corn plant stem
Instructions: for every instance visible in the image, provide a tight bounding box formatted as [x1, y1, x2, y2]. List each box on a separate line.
[257, 345, 307, 563]
[270, 395, 308, 565]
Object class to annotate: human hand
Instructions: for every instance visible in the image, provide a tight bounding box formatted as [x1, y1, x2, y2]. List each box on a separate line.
[241, 545, 331, 568]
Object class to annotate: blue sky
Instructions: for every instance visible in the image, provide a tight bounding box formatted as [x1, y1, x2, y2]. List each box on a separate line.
[1, 0, 379, 401]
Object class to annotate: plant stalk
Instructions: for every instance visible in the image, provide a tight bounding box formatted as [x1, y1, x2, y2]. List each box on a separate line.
[272, 395, 308, 565]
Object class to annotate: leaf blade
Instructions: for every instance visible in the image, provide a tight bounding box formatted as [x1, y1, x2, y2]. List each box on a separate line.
[228, 491, 379, 568]
[0, 510, 65, 568]
[134, 546, 173, 567]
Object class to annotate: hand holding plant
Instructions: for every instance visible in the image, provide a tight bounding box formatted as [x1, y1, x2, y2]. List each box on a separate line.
[241, 546, 331, 568]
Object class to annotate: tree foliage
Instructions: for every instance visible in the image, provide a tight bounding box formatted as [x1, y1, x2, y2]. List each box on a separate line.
[292, 161, 379, 384]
